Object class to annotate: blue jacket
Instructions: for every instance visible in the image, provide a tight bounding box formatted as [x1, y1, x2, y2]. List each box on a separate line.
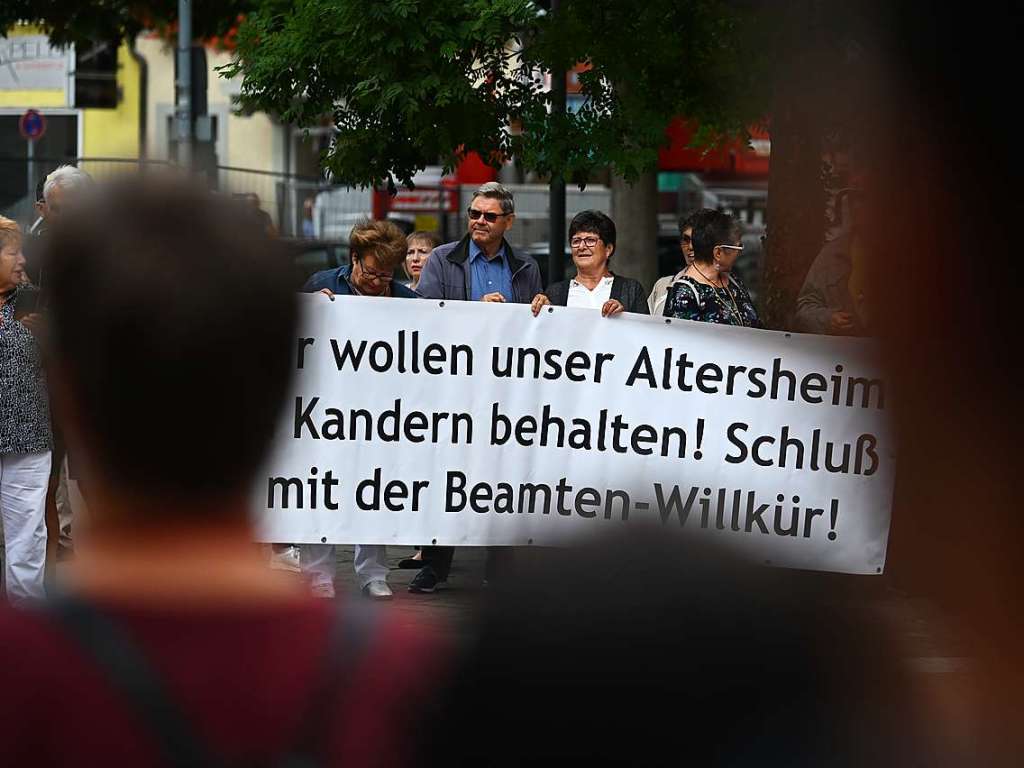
[302, 264, 419, 298]
[415, 234, 542, 303]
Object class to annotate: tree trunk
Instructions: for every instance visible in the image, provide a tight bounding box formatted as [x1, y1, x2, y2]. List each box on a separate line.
[762, 89, 827, 330]
[610, 171, 659, 293]
[760, 1, 840, 331]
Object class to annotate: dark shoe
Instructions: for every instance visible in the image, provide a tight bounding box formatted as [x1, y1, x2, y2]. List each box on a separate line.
[408, 566, 444, 594]
[397, 557, 424, 569]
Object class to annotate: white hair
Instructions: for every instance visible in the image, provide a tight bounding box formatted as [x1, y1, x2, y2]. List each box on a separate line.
[43, 165, 93, 203]
[472, 181, 515, 214]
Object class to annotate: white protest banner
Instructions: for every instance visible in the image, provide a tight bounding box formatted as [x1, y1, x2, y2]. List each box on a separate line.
[254, 295, 894, 575]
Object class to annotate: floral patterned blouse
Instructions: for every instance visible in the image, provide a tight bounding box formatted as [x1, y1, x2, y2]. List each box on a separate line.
[662, 273, 761, 328]
[0, 286, 52, 454]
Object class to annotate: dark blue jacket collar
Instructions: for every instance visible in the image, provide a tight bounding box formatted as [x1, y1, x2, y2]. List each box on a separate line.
[303, 264, 419, 299]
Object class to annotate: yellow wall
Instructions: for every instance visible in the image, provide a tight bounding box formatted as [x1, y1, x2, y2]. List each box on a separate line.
[136, 37, 283, 171]
[81, 41, 141, 158]
[2, 27, 141, 158]
[0, 90, 66, 107]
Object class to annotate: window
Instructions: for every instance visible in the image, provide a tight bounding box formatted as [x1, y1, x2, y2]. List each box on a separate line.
[74, 42, 118, 109]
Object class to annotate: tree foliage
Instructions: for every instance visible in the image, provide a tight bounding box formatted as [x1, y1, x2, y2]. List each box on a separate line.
[0, 1, 249, 47]
[223, 0, 769, 190]
[222, 0, 541, 192]
[520, 0, 767, 184]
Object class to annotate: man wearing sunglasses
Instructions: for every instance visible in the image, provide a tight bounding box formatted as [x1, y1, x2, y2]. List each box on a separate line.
[411, 182, 542, 594]
[415, 181, 542, 304]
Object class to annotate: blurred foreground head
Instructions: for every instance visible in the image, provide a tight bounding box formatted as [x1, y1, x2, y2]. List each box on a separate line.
[427, 531, 930, 767]
[43, 178, 297, 523]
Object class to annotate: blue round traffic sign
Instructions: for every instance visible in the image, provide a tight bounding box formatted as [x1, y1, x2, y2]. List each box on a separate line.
[19, 109, 47, 141]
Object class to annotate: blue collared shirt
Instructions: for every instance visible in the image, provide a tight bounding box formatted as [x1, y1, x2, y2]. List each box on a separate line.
[468, 240, 513, 301]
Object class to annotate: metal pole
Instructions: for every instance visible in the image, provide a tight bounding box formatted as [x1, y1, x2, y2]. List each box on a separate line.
[175, 0, 193, 168]
[547, 0, 567, 284]
[26, 139, 35, 216]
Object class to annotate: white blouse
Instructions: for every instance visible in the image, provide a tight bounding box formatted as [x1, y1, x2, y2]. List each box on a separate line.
[567, 276, 614, 309]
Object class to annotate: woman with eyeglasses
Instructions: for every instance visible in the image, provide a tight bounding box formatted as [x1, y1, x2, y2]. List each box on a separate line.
[648, 209, 714, 315]
[298, 219, 416, 601]
[663, 210, 760, 328]
[530, 210, 649, 317]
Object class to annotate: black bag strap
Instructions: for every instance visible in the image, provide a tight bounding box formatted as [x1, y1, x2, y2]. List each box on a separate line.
[280, 600, 379, 768]
[45, 595, 378, 768]
[46, 595, 216, 768]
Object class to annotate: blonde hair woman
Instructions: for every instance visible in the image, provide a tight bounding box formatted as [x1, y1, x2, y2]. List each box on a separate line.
[0, 216, 51, 603]
[404, 230, 441, 290]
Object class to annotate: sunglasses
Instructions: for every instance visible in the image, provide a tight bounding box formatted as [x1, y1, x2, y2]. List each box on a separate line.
[468, 207, 512, 223]
[716, 244, 744, 251]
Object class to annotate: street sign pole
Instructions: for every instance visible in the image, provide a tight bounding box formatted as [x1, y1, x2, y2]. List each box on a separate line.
[548, 0, 567, 285]
[19, 109, 47, 213]
[27, 139, 34, 210]
[176, 0, 193, 169]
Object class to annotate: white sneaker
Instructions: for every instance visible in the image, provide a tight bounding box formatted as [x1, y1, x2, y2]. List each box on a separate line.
[310, 581, 336, 599]
[362, 581, 393, 600]
[269, 544, 301, 573]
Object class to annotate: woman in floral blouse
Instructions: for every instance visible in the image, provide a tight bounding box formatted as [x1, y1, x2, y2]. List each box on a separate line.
[662, 210, 761, 328]
[0, 216, 51, 603]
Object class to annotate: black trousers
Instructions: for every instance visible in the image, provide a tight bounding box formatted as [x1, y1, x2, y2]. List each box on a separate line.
[419, 546, 513, 582]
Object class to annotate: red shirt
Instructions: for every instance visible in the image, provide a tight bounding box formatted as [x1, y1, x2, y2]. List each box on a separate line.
[0, 599, 443, 767]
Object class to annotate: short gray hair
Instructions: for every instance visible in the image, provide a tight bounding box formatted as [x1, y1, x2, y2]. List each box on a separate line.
[44, 165, 93, 203]
[472, 181, 514, 214]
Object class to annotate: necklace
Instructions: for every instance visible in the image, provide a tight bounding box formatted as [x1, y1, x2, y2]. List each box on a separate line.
[690, 263, 725, 289]
[687, 266, 746, 326]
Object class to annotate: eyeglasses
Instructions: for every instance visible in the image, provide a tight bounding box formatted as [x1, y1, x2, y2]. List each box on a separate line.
[680, 234, 692, 245]
[354, 256, 393, 282]
[569, 236, 601, 249]
[468, 207, 512, 223]
[715, 244, 744, 252]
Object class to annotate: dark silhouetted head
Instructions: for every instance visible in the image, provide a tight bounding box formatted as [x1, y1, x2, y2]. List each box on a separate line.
[43, 177, 297, 516]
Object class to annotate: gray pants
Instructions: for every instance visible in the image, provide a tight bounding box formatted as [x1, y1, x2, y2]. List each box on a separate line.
[300, 544, 389, 590]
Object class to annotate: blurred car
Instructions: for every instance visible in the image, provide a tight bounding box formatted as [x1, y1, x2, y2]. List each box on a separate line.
[281, 238, 349, 290]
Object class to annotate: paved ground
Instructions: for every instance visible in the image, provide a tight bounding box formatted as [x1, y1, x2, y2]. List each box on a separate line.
[320, 544, 490, 640]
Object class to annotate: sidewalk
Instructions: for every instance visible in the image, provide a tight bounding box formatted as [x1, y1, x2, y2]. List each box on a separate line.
[321, 545, 489, 639]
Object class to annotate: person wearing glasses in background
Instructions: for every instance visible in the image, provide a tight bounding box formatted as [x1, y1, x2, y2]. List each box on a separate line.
[648, 209, 714, 316]
[415, 182, 541, 304]
[299, 219, 417, 600]
[412, 182, 542, 595]
[530, 210, 648, 317]
[663, 210, 761, 328]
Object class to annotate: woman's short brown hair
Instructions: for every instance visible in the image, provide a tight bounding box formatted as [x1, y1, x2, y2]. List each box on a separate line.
[0, 216, 22, 249]
[350, 219, 408, 272]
